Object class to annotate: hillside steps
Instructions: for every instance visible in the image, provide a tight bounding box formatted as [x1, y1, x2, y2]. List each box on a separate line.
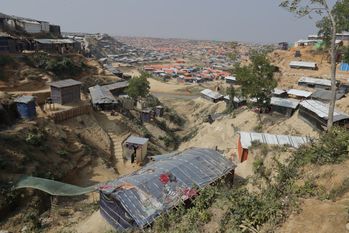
[107, 131, 131, 174]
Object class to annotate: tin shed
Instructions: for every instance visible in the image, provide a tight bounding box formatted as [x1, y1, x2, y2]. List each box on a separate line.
[99, 148, 236, 231]
[237, 132, 310, 162]
[270, 97, 300, 117]
[299, 100, 349, 130]
[14, 96, 36, 119]
[124, 136, 149, 164]
[50, 79, 82, 105]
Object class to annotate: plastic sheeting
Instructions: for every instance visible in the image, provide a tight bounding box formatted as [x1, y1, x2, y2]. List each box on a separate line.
[14, 176, 97, 196]
[340, 63, 349, 72]
[99, 148, 235, 231]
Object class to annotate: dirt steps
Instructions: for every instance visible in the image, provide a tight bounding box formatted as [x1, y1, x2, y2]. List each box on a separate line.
[107, 131, 132, 174]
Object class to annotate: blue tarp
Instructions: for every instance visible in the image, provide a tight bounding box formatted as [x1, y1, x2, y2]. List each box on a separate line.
[339, 63, 349, 72]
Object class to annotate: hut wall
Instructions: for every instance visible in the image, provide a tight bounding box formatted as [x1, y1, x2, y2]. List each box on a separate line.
[299, 106, 326, 130]
[271, 105, 294, 117]
[237, 136, 248, 162]
[55, 85, 81, 105]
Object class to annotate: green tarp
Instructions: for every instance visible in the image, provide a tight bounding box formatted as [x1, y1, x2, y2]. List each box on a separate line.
[14, 176, 97, 196]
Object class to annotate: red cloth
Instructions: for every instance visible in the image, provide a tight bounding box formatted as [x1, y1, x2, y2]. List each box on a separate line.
[159, 174, 170, 184]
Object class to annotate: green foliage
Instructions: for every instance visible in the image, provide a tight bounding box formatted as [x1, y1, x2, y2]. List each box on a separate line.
[167, 111, 185, 127]
[153, 185, 219, 233]
[342, 46, 349, 63]
[225, 85, 236, 113]
[328, 178, 349, 200]
[234, 50, 277, 111]
[126, 74, 150, 100]
[25, 131, 45, 146]
[294, 127, 349, 165]
[45, 57, 82, 76]
[317, 0, 349, 45]
[57, 149, 69, 156]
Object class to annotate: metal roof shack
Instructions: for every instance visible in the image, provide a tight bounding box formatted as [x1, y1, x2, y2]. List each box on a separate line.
[311, 89, 345, 102]
[289, 61, 318, 70]
[237, 131, 310, 162]
[99, 148, 235, 231]
[89, 85, 118, 110]
[49, 79, 82, 105]
[298, 77, 332, 89]
[287, 89, 313, 98]
[50, 79, 82, 88]
[299, 100, 349, 130]
[271, 97, 300, 117]
[200, 89, 223, 103]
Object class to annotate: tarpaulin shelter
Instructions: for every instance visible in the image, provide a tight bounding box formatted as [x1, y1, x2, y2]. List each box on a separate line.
[99, 148, 235, 231]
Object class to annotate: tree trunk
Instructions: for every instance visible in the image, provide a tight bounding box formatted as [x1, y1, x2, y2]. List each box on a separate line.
[327, 18, 337, 130]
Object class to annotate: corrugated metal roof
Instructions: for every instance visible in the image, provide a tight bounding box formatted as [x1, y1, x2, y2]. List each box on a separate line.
[273, 88, 287, 95]
[239, 131, 310, 149]
[50, 79, 82, 88]
[311, 90, 345, 101]
[287, 89, 313, 98]
[125, 136, 149, 145]
[201, 89, 223, 100]
[271, 97, 300, 109]
[100, 148, 235, 230]
[103, 81, 129, 91]
[300, 100, 349, 122]
[14, 95, 35, 104]
[89, 85, 117, 105]
[298, 77, 332, 87]
[289, 61, 317, 68]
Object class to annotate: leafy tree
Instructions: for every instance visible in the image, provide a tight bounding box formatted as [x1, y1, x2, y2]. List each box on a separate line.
[280, 0, 349, 129]
[235, 51, 277, 115]
[225, 85, 236, 113]
[342, 46, 349, 63]
[126, 74, 150, 100]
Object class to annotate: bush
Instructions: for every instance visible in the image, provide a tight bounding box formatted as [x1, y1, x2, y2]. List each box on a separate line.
[294, 127, 349, 165]
[25, 131, 45, 146]
[45, 57, 82, 76]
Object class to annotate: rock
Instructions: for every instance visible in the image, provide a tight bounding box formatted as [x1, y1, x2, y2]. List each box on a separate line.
[0, 230, 10, 233]
[346, 223, 349, 231]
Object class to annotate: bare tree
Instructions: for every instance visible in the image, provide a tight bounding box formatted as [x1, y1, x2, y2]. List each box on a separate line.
[280, 0, 338, 129]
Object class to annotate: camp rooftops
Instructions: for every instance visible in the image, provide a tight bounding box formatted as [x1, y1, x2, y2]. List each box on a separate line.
[99, 148, 235, 231]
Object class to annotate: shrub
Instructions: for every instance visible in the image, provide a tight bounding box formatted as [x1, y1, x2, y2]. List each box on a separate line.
[45, 57, 82, 76]
[25, 131, 44, 146]
[294, 127, 349, 165]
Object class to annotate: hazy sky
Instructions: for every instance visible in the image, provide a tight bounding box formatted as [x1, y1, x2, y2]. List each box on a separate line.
[2, 0, 326, 43]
